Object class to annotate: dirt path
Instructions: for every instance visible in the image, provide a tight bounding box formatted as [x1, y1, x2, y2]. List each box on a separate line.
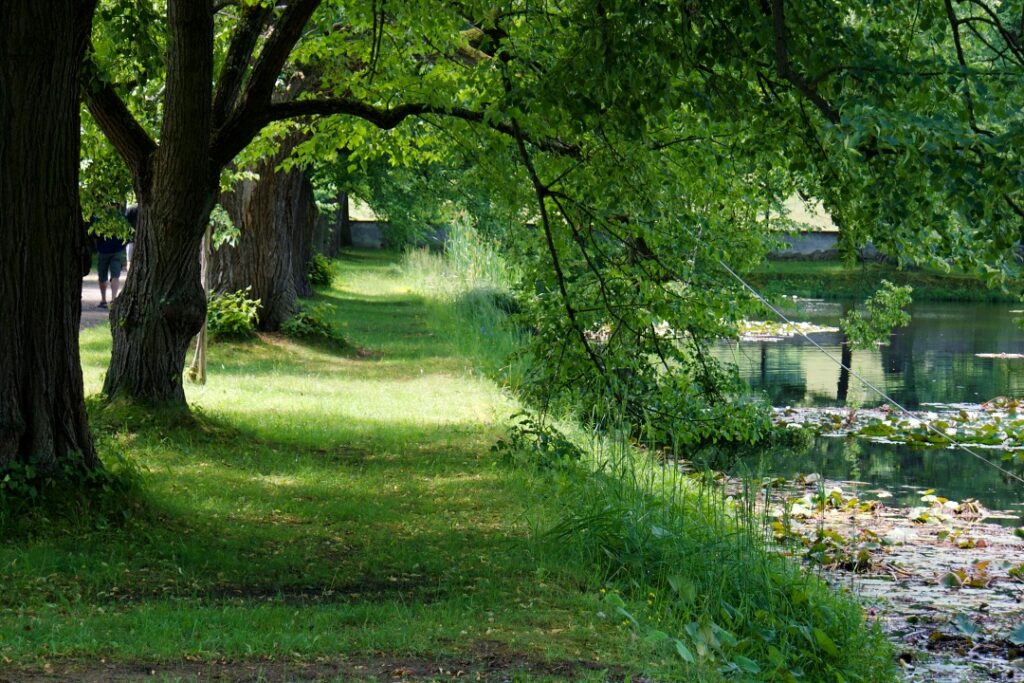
[0, 646, 637, 682]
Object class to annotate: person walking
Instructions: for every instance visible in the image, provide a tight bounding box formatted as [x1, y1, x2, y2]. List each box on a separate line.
[94, 234, 126, 308]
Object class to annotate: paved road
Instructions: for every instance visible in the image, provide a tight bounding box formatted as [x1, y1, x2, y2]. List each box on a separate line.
[80, 272, 114, 330]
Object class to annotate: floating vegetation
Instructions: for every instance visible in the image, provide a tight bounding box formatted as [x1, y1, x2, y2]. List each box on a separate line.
[774, 398, 1024, 457]
[705, 470, 1024, 681]
[738, 320, 839, 341]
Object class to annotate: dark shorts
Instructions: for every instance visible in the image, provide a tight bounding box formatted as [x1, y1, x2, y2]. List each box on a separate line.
[97, 250, 126, 283]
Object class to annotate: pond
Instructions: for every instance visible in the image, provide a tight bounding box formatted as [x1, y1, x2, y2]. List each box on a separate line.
[714, 300, 1024, 516]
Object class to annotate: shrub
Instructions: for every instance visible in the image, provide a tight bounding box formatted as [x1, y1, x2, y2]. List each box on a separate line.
[307, 253, 334, 288]
[207, 288, 261, 339]
[282, 304, 345, 346]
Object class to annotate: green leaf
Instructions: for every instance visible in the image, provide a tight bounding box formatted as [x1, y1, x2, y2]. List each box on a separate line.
[674, 639, 696, 663]
[954, 613, 980, 637]
[1008, 623, 1024, 646]
[732, 656, 761, 674]
[813, 628, 840, 658]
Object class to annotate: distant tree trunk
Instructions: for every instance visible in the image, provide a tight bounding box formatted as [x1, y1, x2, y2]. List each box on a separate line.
[209, 140, 318, 330]
[0, 1, 99, 471]
[317, 190, 350, 257]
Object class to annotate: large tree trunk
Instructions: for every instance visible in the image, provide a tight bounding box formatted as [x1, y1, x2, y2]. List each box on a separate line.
[209, 143, 318, 330]
[103, 0, 215, 406]
[0, 1, 98, 472]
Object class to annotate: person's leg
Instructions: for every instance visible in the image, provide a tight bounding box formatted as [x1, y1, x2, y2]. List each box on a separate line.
[108, 251, 124, 300]
[97, 252, 112, 307]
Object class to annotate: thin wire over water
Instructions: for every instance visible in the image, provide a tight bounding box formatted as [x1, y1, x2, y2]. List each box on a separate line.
[718, 260, 1024, 488]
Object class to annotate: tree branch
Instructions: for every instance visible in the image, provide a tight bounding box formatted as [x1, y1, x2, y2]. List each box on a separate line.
[212, 96, 580, 166]
[212, 3, 274, 128]
[769, 0, 840, 124]
[221, 0, 321, 131]
[83, 69, 158, 181]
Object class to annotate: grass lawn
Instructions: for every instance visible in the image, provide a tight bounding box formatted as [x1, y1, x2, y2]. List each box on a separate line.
[0, 250, 895, 682]
[749, 260, 1018, 302]
[1, 252, 660, 682]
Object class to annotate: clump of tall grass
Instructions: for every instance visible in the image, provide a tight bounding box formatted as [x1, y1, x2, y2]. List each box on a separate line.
[403, 221, 529, 390]
[526, 417, 894, 681]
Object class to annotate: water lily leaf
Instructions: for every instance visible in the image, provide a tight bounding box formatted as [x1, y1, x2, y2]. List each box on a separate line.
[954, 613, 980, 637]
[940, 571, 964, 588]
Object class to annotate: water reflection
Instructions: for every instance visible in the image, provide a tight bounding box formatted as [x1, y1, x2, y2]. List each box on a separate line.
[720, 302, 1024, 408]
[716, 301, 1024, 514]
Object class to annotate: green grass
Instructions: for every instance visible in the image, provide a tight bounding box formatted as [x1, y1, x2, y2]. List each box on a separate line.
[0, 248, 895, 681]
[749, 260, 1018, 302]
[2, 251, 660, 681]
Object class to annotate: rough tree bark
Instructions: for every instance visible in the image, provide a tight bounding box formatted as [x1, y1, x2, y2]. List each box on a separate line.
[101, 0, 217, 405]
[0, 1, 99, 471]
[210, 141, 318, 331]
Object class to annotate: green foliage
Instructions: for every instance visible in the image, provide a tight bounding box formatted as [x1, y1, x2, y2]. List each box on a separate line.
[492, 413, 583, 470]
[841, 281, 913, 349]
[749, 261, 1017, 303]
[281, 304, 345, 346]
[207, 288, 261, 339]
[306, 253, 335, 288]
[209, 204, 239, 249]
[533, 432, 895, 682]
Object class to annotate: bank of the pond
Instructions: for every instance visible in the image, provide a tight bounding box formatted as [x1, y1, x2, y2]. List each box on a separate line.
[0, 251, 894, 682]
[750, 261, 1017, 302]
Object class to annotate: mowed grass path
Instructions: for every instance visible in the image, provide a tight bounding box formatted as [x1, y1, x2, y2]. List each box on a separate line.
[1, 252, 643, 682]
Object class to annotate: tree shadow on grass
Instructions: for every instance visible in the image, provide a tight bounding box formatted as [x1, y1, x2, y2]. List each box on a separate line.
[3, 408, 530, 616]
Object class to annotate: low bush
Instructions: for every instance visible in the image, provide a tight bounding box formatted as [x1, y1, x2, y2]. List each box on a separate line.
[282, 304, 345, 346]
[207, 288, 261, 339]
[307, 253, 335, 288]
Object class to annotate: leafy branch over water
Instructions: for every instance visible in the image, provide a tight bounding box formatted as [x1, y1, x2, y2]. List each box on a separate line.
[840, 280, 914, 349]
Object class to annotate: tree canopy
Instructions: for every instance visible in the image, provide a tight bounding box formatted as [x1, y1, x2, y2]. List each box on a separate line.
[7, 0, 1020, 464]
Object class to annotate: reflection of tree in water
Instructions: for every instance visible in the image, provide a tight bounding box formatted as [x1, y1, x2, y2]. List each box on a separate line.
[880, 318, 918, 407]
[755, 341, 809, 405]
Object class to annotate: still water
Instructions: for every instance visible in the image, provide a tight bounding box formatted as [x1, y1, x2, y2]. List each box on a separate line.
[714, 301, 1024, 515]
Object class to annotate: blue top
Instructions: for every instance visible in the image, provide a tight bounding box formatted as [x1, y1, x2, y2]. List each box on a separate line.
[94, 236, 126, 254]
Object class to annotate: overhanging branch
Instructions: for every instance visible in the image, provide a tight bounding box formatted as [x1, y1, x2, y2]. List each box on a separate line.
[83, 69, 158, 181]
[212, 96, 580, 166]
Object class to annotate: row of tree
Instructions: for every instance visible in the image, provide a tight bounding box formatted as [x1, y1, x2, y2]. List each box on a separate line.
[2, 0, 1022, 476]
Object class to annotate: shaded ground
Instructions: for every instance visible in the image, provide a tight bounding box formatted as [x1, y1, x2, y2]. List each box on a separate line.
[0, 643, 637, 682]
